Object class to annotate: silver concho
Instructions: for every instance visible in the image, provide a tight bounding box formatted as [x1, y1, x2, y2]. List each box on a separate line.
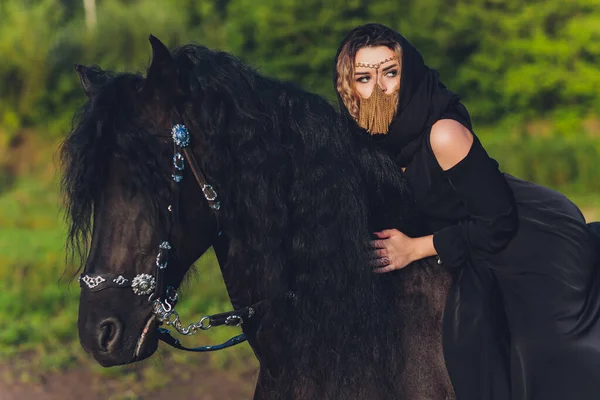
[156, 241, 171, 270]
[202, 184, 218, 201]
[172, 174, 183, 183]
[132, 274, 156, 296]
[113, 275, 128, 286]
[81, 275, 106, 289]
[171, 124, 190, 148]
[173, 153, 185, 170]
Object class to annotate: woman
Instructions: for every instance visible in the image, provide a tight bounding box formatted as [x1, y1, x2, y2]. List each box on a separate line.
[334, 23, 600, 400]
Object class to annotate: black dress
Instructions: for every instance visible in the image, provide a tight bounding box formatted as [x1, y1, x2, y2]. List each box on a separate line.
[402, 119, 600, 400]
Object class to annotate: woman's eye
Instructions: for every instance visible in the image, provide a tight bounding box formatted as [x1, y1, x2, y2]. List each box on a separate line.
[356, 76, 370, 83]
[386, 69, 398, 77]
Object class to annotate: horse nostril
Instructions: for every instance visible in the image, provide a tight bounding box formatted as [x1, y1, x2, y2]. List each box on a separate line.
[98, 318, 122, 353]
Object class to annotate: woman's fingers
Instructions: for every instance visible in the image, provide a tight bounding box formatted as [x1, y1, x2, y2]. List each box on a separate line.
[369, 256, 391, 268]
[370, 230, 406, 273]
[373, 229, 399, 239]
[372, 263, 396, 273]
[370, 239, 387, 249]
[372, 249, 387, 258]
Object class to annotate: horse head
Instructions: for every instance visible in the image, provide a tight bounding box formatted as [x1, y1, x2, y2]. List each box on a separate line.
[63, 36, 220, 366]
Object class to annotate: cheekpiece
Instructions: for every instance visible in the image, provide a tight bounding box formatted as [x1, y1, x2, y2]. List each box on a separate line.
[156, 241, 171, 270]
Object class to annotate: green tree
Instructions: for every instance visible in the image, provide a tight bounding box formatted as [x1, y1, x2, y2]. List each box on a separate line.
[1, 0, 600, 135]
[0, 0, 65, 134]
[223, 0, 370, 99]
[454, 0, 600, 122]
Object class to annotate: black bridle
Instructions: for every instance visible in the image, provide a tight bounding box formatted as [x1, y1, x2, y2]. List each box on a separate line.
[79, 122, 259, 354]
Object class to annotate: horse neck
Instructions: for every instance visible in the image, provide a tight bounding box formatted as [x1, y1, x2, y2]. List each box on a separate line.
[211, 233, 253, 310]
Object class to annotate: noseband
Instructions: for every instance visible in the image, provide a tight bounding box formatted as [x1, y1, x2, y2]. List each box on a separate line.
[79, 123, 256, 353]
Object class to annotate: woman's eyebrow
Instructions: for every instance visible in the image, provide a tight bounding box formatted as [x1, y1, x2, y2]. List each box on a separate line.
[381, 63, 399, 72]
[354, 71, 371, 76]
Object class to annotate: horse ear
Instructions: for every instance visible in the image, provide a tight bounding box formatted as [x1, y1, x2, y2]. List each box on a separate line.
[144, 35, 178, 100]
[75, 64, 106, 98]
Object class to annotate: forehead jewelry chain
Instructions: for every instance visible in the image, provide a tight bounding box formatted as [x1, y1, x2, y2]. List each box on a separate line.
[355, 56, 397, 70]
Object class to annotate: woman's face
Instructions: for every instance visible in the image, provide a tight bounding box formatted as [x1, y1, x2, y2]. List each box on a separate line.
[353, 46, 401, 99]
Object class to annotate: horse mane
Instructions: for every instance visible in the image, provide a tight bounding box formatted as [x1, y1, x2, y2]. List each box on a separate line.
[60, 69, 172, 268]
[172, 45, 424, 399]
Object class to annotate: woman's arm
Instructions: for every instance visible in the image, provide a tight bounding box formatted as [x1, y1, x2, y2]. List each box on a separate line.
[430, 119, 518, 268]
[372, 119, 518, 272]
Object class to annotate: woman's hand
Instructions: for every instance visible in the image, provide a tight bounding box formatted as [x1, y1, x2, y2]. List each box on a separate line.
[371, 230, 436, 273]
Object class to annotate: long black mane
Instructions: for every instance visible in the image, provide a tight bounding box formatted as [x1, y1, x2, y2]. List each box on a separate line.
[60, 69, 175, 268]
[62, 44, 429, 399]
[172, 45, 427, 398]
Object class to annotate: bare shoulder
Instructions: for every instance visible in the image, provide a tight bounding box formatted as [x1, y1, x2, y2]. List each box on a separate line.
[430, 119, 474, 171]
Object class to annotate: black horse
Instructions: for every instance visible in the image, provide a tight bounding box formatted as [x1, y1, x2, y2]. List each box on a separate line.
[61, 36, 454, 400]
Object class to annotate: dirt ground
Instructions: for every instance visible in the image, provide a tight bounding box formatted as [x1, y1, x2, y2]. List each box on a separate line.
[0, 362, 258, 400]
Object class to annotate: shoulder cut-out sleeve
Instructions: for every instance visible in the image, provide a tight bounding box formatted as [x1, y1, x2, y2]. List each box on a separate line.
[432, 137, 518, 268]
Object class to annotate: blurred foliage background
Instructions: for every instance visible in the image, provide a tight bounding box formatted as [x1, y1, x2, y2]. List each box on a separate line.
[1, 0, 600, 397]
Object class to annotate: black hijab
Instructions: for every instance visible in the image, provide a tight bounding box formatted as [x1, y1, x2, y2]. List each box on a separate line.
[334, 23, 472, 167]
